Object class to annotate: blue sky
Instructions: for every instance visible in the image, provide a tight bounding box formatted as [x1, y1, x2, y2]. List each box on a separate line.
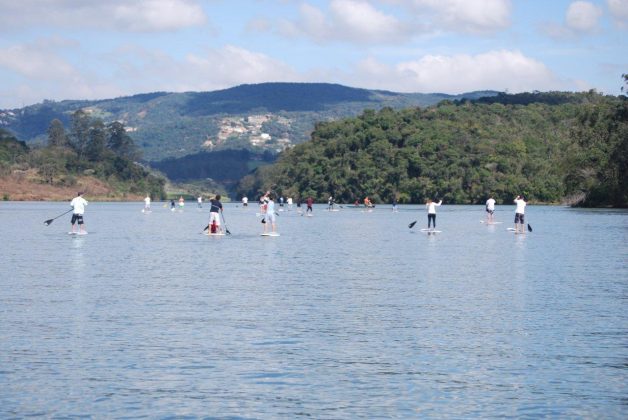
[0, 0, 626, 109]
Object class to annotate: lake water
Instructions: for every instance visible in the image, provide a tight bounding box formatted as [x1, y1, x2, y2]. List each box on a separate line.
[0, 202, 626, 418]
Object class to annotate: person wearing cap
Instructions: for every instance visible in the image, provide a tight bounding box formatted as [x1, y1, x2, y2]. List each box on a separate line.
[70, 192, 88, 234]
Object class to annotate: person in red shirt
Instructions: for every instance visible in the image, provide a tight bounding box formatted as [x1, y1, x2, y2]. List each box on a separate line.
[306, 197, 314, 214]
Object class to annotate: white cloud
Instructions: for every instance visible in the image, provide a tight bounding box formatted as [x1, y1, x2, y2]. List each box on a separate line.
[0, 38, 79, 80]
[86, 44, 300, 97]
[408, 0, 512, 34]
[0, 41, 302, 108]
[329, 0, 410, 42]
[565, 1, 602, 32]
[278, 0, 412, 44]
[0, 38, 124, 107]
[345, 50, 561, 93]
[607, 0, 628, 28]
[0, 0, 207, 32]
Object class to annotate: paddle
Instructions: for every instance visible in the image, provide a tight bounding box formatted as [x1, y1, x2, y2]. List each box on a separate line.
[44, 208, 73, 226]
[221, 212, 231, 235]
[408, 221, 417, 229]
[527, 223, 533, 232]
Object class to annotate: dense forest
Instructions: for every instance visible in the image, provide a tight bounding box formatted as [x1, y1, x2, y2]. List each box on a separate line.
[0, 110, 165, 200]
[237, 91, 627, 207]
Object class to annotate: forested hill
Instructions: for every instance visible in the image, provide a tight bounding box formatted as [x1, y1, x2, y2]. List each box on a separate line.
[237, 91, 627, 207]
[0, 83, 496, 161]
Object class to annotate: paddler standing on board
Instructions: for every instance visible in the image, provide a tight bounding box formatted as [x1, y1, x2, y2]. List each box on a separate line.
[262, 193, 277, 234]
[513, 195, 527, 234]
[208, 194, 223, 234]
[425, 198, 442, 231]
[486, 195, 496, 223]
[70, 192, 88, 234]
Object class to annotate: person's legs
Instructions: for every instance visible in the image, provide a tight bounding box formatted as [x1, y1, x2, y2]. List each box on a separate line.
[519, 214, 525, 234]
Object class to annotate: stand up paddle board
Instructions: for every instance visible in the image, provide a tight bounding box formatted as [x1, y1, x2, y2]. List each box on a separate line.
[480, 220, 502, 224]
[203, 232, 226, 236]
[68, 231, 88, 235]
[261, 232, 280, 237]
[420, 229, 442, 233]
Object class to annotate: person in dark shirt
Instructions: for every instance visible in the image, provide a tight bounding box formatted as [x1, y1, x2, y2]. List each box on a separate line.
[208, 195, 223, 233]
[306, 197, 314, 214]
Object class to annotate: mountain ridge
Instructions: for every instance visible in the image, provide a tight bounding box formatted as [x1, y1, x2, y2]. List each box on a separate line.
[0, 83, 498, 161]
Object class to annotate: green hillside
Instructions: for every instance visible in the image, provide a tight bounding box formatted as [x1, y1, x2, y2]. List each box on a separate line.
[0, 83, 496, 161]
[237, 91, 627, 207]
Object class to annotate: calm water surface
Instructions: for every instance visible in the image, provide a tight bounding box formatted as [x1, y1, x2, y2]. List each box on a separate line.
[0, 202, 626, 418]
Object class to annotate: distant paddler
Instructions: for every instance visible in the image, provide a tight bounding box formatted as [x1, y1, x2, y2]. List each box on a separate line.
[208, 195, 224, 234]
[143, 194, 151, 212]
[70, 192, 88, 234]
[485, 195, 496, 223]
[513, 195, 527, 234]
[178, 196, 185, 209]
[425, 198, 442, 231]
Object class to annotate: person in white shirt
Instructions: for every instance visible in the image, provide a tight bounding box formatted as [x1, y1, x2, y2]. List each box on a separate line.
[197, 196, 203, 208]
[485, 196, 496, 223]
[514, 195, 527, 234]
[242, 196, 248, 207]
[70, 192, 88, 234]
[287, 197, 293, 211]
[425, 198, 442, 230]
[263, 193, 277, 234]
[143, 194, 151, 212]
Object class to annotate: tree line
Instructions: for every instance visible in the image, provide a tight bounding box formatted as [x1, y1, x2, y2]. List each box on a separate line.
[236, 90, 627, 207]
[1, 110, 165, 198]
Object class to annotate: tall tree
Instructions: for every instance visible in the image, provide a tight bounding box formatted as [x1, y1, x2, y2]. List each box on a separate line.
[107, 121, 139, 160]
[86, 119, 107, 161]
[70, 110, 91, 159]
[46, 119, 67, 148]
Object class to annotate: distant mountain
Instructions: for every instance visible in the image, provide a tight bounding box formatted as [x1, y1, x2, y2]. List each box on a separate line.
[0, 83, 498, 161]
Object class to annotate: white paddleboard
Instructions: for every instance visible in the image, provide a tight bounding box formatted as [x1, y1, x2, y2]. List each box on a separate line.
[480, 220, 502, 224]
[306, 213, 313, 217]
[261, 233, 280, 237]
[203, 232, 226, 236]
[507, 227, 516, 231]
[420, 229, 442, 233]
[68, 231, 88, 235]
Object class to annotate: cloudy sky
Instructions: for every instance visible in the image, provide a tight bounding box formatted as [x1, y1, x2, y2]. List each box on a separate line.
[0, 0, 626, 108]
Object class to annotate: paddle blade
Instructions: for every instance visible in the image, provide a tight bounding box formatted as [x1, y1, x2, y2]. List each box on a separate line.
[203, 225, 209, 231]
[527, 223, 533, 232]
[44, 219, 54, 226]
[225, 228, 231, 235]
[408, 221, 417, 229]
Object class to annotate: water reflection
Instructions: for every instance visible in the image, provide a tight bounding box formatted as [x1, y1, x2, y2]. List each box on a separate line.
[0, 202, 626, 418]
